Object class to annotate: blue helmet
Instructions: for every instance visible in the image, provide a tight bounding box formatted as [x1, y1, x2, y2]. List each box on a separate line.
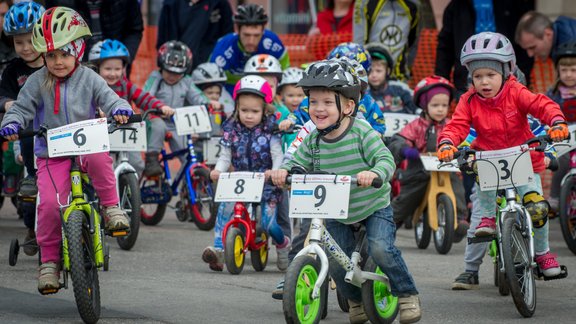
[89, 39, 130, 64]
[327, 42, 372, 72]
[3, 1, 45, 36]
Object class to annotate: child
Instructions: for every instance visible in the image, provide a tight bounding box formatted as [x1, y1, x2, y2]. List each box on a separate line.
[437, 32, 568, 277]
[191, 62, 228, 138]
[0, 1, 45, 256]
[88, 39, 175, 175]
[277, 67, 305, 151]
[270, 59, 421, 324]
[244, 54, 290, 120]
[202, 75, 290, 272]
[0, 7, 133, 293]
[388, 76, 469, 238]
[142, 40, 220, 177]
[365, 42, 417, 114]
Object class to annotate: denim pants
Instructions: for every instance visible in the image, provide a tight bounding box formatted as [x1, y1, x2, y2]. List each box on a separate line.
[326, 205, 418, 302]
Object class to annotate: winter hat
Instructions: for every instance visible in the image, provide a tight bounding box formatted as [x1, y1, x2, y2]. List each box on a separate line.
[468, 59, 510, 77]
[58, 38, 86, 61]
[419, 86, 451, 110]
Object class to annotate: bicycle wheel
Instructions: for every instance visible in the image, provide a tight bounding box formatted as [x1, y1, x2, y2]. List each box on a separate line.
[283, 255, 327, 324]
[361, 258, 399, 324]
[191, 167, 218, 231]
[66, 210, 101, 324]
[140, 176, 167, 226]
[9, 238, 19, 266]
[224, 227, 245, 274]
[501, 214, 536, 317]
[117, 173, 141, 250]
[250, 228, 268, 271]
[414, 209, 431, 249]
[496, 256, 510, 296]
[336, 287, 350, 312]
[433, 194, 455, 255]
[559, 179, 576, 254]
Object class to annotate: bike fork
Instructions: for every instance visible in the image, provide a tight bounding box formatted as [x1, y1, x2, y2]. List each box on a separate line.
[293, 218, 330, 299]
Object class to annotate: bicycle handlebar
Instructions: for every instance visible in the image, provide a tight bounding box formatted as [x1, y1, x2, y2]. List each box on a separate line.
[283, 174, 383, 189]
[271, 124, 303, 135]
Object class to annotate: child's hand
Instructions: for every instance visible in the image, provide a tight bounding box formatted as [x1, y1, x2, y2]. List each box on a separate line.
[114, 114, 129, 124]
[160, 105, 175, 117]
[279, 119, 294, 131]
[97, 108, 106, 118]
[437, 143, 457, 162]
[112, 107, 133, 124]
[209, 100, 222, 111]
[210, 170, 221, 182]
[0, 122, 21, 141]
[192, 133, 200, 140]
[270, 169, 289, 187]
[356, 171, 379, 187]
[548, 121, 569, 142]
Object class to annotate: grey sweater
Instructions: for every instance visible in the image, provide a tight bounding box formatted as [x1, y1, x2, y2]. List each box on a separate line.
[1, 65, 132, 157]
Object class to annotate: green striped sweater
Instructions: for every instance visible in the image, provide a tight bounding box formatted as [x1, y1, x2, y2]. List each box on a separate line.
[282, 118, 395, 224]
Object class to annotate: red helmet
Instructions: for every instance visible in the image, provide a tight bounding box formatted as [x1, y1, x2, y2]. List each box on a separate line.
[413, 75, 456, 110]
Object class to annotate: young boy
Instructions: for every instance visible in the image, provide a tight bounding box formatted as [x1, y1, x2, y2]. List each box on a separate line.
[277, 67, 305, 151]
[270, 59, 421, 324]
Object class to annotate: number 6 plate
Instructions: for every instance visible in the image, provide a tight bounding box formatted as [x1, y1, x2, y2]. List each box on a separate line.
[47, 118, 110, 157]
[289, 175, 351, 219]
[214, 172, 265, 202]
[174, 105, 212, 135]
[476, 145, 534, 191]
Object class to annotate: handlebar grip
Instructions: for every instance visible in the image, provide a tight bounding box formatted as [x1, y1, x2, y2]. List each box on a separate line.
[127, 114, 142, 123]
[371, 178, 383, 189]
[18, 128, 38, 138]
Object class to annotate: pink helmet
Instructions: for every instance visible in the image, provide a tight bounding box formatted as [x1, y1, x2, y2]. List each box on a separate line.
[233, 75, 274, 104]
[460, 32, 516, 71]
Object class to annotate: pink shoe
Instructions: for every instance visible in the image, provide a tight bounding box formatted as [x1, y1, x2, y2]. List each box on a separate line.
[474, 217, 496, 237]
[535, 252, 561, 277]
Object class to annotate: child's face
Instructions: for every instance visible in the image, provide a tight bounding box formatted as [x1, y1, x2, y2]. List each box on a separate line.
[308, 89, 353, 130]
[472, 68, 503, 99]
[281, 84, 305, 112]
[558, 64, 576, 88]
[161, 70, 184, 85]
[237, 94, 264, 129]
[44, 50, 76, 78]
[368, 61, 388, 88]
[262, 75, 278, 97]
[99, 58, 124, 85]
[13, 33, 39, 63]
[426, 93, 450, 122]
[203, 84, 222, 102]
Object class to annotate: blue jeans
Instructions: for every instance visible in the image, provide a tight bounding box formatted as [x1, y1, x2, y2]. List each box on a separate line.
[326, 205, 418, 302]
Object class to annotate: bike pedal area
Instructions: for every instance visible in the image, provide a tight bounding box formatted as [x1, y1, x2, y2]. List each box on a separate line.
[536, 265, 568, 281]
[106, 228, 131, 237]
[467, 235, 495, 244]
[38, 283, 64, 295]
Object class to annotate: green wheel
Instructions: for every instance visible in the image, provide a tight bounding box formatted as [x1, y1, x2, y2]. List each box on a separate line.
[283, 255, 327, 324]
[361, 258, 399, 324]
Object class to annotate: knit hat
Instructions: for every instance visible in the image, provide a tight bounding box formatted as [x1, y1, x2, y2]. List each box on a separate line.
[59, 38, 86, 61]
[468, 59, 510, 77]
[419, 86, 451, 111]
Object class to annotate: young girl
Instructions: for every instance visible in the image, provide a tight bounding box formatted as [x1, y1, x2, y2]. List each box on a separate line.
[437, 32, 569, 277]
[0, 7, 134, 293]
[202, 75, 290, 272]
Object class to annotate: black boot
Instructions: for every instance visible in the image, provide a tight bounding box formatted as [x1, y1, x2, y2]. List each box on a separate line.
[143, 152, 163, 177]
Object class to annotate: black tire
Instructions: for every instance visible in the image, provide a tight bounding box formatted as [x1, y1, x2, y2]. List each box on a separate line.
[283, 256, 327, 324]
[336, 288, 350, 312]
[414, 209, 431, 249]
[250, 228, 268, 272]
[116, 173, 141, 250]
[501, 214, 536, 317]
[497, 257, 510, 296]
[66, 211, 101, 324]
[225, 227, 245, 275]
[103, 243, 110, 272]
[9, 239, 19, 266]
[190, 168, 217, 231]
[433, 194, 455, 254]
[140, 176, 167, 226]
[361, 258, 399, 324]
[559, 179, 576, 254]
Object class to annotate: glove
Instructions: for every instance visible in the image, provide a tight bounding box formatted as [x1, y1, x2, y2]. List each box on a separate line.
[112, 107, 133, 117]
[548, 121, 569, 142]
[437, 143, 457, 162]
[0, 122, 21, 137]
[402, 147, 420, 160]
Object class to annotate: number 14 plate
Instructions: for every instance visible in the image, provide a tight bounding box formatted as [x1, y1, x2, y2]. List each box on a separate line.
[214, 172, 265, 202]
[289, 175, 351, 219]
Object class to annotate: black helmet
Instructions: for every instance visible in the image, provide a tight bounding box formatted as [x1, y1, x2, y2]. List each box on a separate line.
[298, 59, 362, 105]
[157, 40, 193, 74]
[234, 4, 268, 26]
[364, 42, 394, 72]
[554, 42, 576, 66]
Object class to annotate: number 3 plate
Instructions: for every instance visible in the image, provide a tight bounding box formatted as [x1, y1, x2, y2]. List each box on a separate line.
[214, 172, 265, 202]
[476, 145, 534, 191]
[289, 175, 351, 219]
[47, 118, 110, 157]
[109, 122, 147, 152]
[174, 105, 212, 135]
[384, 113, 418, 137]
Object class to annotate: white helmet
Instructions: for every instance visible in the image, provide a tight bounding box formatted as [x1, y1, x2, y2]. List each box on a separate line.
[460, 32, 516, 71]
[192, 62, 227, 86]
[278, 67, 304, 88]
[244, 54, 283, 81]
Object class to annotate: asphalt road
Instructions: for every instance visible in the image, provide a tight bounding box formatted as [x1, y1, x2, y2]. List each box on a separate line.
[1, 200, 576, 324]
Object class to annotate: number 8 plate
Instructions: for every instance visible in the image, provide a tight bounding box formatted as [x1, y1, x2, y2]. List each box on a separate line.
[289, 174, 351, 219]
[214, 172, 265, 202]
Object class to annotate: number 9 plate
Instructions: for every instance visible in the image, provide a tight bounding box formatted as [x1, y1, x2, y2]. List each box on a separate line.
[289, 174, 351, 219]
[214, 172, 265, 202]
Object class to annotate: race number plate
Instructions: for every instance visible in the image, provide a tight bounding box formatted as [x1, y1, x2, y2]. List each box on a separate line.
[109, 122, 147, 152]
[420, 155, 460, 172]
[476, 145, 534, 191]
[203, 136, 223, 165]
[47, 118, 110, 157]
[555, 124, 576, 157]
[289, 174, 351, 219]
[174, 105, 212, 135]
[384, 113, 418, 137]
[214, 172, 265, 202]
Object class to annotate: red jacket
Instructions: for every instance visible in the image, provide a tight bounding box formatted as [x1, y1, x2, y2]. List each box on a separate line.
[316, 4, 353, 35]
[438, 76, 565, 172]
[398, 116, 447, 153]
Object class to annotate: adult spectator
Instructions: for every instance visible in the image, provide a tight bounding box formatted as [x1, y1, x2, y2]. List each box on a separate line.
[515, 11, 576, 61]
[435, 0, 535, 96]
[210, 3, 290, 93]
[45, 0, 143, 62]
[157, 0, 233, 70]
[308, 0, 354, 36]
[353, 0, 419, 81]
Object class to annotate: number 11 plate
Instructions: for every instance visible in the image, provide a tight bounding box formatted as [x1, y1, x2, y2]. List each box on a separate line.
[289, 175, 351, 219]
[214, 172, 265, 202]
[174, 105, 212, 135]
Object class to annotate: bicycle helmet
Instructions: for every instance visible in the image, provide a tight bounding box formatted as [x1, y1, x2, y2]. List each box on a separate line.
[554, 42, 576, 66]
[233, 75, 274, 104]
[192, 62, 227, 86]
[278, 67, 304, 89]
[244, 54, 283, 81]
[32, 7, 92, 53]
[89, 39, 130, 64]
[460, 32, 516, 76]
[364, 42, 394, 74]
[335, 56, 368, 89]
[327, 42, 372, 72]
[413, 75, 455, 111]
[157, 40, 193, 74]
[234, 3, 268, 26]
[3, 1, 45, 36]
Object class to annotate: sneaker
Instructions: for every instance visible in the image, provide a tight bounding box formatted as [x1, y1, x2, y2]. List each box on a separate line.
[23, 228, 38, 256]
[474, 217, 496, 237]
[454, 220, 470, 243]
[38, 262, 60, 293]
[104, 205, 130, 233]
[276, 236, 291, 271]
[271, 279, 284, 300]
[398, 295, 421, 324]
[348, 300, 369, 324]
[143, 152, 163, 177]
[202, 246, 224, 272]
[451, 271, 479, 290]
[18, 176, 38, 197]
[535, 252, 561, 277]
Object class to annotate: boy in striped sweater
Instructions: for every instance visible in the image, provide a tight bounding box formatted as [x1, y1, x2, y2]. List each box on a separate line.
[270, 59, 421, 324]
